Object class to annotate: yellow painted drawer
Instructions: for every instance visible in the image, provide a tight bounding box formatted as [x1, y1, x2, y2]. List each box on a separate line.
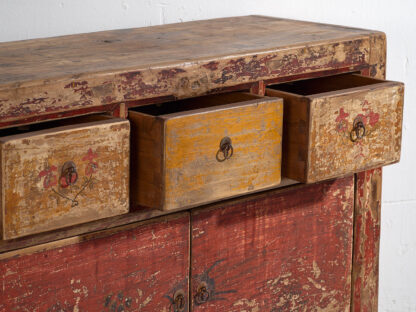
[129, 92, 283, 211]
[0, 115, 130, 239]
[266, 73, 404, 183]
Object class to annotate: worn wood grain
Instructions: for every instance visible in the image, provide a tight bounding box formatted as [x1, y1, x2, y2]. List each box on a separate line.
[0, 16, 379, 126]
[191, 176, 354, 311]
[0, 213, 190, 312]
[369, 33, 387, 79]
[0, 116, 130, 239]
[267, 73, 403, 183]
[129, 92, 283, 210]
[351, 168, 382, 312]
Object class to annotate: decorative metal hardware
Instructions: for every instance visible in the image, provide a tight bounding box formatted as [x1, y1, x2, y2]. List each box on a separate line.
[194, 284, 210, 305]
[350, 118, 366, 142]
[173, 290, 186, 312]
[216, 136, 233, 162]
[61, 161, 78, 187]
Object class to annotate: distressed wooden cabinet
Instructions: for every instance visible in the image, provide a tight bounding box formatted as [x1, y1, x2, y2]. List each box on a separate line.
[0, 16, 402, 311]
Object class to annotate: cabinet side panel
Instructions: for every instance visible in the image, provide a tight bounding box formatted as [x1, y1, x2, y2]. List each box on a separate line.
[191, 176, 354, 311]
[351, 168, 382, 312]
[0, 213, 190, 312]
[369, 32, 387, 79]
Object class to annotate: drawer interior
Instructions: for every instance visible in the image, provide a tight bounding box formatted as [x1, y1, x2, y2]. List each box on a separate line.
[0, 114, 114, 139]
[130, 92, 262, 116]
[267, 73, 384, 95]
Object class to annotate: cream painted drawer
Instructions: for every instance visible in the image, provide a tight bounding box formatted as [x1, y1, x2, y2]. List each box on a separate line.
[129, 92, 283, 211]
[266, 73, 404, 183]
[0, 115, 130, 239]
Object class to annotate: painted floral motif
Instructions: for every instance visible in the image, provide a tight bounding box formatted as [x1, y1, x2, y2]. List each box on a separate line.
[39, 149, 99, 207]
[82, 148, 99, 175]
[335, 100, 380, 142]
[38, 165, 58, 188]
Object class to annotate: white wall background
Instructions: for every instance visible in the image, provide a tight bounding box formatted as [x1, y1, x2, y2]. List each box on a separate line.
[0, 1, 414, 310]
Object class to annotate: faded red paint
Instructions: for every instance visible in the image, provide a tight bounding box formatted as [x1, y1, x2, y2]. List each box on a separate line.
[38, 165, 58, 189]
[21, 97, 48, 105]
[0, 38, 370, 127]
[0, 214, 190, 312]
[351, 168, 382, 312]
[82, 148, 99, 175]
[202, 61, 219, 71]
[336, 108, 350, 132]
[191, 177, 354, 311]
[64, 81, 93, 100]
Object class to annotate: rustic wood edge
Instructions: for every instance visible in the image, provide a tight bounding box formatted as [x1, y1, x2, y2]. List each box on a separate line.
[349, 34, 386, 311]
[0, 211, 190, 260]
[351, 168, 382, 312]
[0, 178, 298, 256]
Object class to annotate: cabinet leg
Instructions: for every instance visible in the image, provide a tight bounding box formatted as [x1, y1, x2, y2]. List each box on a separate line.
[351, 168, 382, 311]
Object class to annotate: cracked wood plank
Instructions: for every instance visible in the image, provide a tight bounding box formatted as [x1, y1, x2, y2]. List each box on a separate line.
[0, 213, 190, 312]
[191, 176, 354, 311]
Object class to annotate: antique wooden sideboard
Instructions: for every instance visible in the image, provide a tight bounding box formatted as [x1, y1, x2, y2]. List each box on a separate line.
[0, 16, 404, 311]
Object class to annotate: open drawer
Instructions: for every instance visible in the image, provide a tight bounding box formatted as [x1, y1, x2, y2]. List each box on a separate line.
[0, 115, 130, 239]
[129, 92, 283, 211]
[266, 73, 404, 183]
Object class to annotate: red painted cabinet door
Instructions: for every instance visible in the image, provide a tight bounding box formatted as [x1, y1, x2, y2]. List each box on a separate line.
[0, 213, 189, 312]
[191, 176, 354, 311]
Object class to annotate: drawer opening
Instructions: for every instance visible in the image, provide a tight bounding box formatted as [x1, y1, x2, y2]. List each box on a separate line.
[130, 92, 261, 116]
[0, 114, 114, 139]
[267, 73, 383, 96]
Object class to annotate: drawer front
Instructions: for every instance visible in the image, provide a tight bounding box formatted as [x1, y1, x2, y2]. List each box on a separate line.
[0, 214, 189, 312]
[308, 82, 403, 182]
[164, 98, 283, 210]
[267, 74, 404, 182]
[191, 176, 354, 311]
[0, 118, 130, 239]
[130, 93, 283, 211]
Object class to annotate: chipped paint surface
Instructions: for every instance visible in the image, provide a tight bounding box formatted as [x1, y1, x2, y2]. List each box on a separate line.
[191, 177, 354, 311]
[351, 168, 382, 312]
[0, 118, 130, 239]
[0, 14, 374, 126]
[309, 83, 403, 182]
[0, 214, 190, 311]
[163, 97, 283, 210]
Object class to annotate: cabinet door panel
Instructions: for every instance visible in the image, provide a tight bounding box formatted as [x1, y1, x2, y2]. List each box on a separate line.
[191, 177, 354, 311]
[0, 213, 189, 312]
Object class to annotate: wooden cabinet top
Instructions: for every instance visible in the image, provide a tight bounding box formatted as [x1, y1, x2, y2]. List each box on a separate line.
[0, 15, 379, 85]
[0, 15, 384, 127]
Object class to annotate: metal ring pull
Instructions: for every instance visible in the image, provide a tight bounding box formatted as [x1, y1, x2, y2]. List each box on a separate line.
[194, 284, 210, 305]
[216, 137, 233, 162]
[173, 290, 186, 312]
[350, 118, 366, 142]
[61, 161, 78, 187]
